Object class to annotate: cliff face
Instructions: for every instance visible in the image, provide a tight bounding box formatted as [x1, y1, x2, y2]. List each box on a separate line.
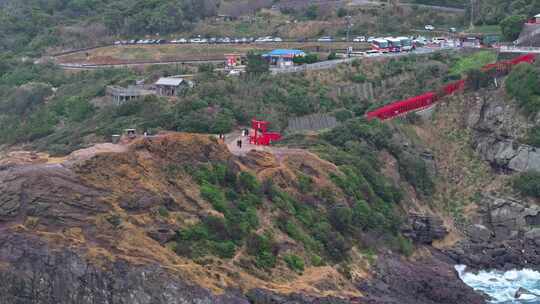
[466, 91, 540, 173]
[423, 86, 540, 273]
[0, 132, 484, 304]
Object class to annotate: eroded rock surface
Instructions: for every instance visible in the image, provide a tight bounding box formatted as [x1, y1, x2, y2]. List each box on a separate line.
[467, 92, 540, 173]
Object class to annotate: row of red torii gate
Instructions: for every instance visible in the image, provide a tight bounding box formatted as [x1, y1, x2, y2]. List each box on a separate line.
[249, 53, 536, 146]
[365, 53, 536, 121]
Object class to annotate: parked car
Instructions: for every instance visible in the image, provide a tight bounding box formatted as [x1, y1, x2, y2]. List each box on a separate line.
[367, 36, 375, 42]
[449, 27, 457, 33]
[255, 36, 274, 43]
[432, 37, 447, 44]
[190, 37, 204, 43]
[349, 51, 366, 57]
[365, 50, 380, 57]
[221, 37, 231, 43]
[317, 36, 333, 42]
[353, 36, 366, 42]
[273, 37, 283, 42]
[425, 24, 435, 31]
[227, 70, 242, 77]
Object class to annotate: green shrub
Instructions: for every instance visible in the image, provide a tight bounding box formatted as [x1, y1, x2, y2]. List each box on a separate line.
[500, 15, 527, 41]
[106, 214, 122, 228]
[310, 254, 324, 266]
[333, 109, 354, 122]
[513, 171, 540, 198]
[327, 53, 338, 60]
[238, 172, 260, 193]
[395, 235, 414, 256]
[297, 174, 313, 192]
[351, 73, 367, 83]
[210, 240, 236, 258]
[246, 52, 269, 75]
[284, 254, 305, 272]
[525, 127, 540, 147]
[398, 153, 434, 197]
[247, 232, 277, 269]
[506, 63, 540, 114]
[200, 183, 227, 213]
[329, 205, 353, 234]
[158, 206, 169, 217]
[465, 69, 491, 91]
[305, 5, 319, 20]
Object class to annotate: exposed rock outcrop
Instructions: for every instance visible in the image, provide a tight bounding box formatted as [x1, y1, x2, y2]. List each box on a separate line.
[449, 195, 540, 270]
[0, 233, 248, 304]
[357, 251, 485, 304]
[402, 213, 448, 244]
[467, 92, 540, 173]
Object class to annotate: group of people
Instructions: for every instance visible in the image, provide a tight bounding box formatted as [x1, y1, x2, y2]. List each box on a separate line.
[218, 129, 250, 149]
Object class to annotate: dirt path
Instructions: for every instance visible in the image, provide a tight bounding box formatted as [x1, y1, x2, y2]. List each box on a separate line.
[225, 130, 308, 161]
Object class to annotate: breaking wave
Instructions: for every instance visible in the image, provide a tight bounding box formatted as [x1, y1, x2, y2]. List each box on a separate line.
[456, 265, 540, 303]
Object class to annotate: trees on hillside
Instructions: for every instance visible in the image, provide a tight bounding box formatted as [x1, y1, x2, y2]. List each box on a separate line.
[506, 63, 540, 114]
[246, 52, 269, 75]
[500, 15, 527, 41]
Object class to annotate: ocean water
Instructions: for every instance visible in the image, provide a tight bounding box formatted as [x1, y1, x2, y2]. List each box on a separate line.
[456, 265, 540, 303]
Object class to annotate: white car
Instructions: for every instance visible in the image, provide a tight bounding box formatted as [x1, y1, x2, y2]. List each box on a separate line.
[190, 38, 205, 43]
[255, 36, 274, 43]
[273, 37, 283, 42]
[425, 24, 435, 31]
[353, 36, 366, 42]
[432, 37, 447, 44]
[365, 50, 380, 57]
[367, 36, 375, 42]
[171, 39, 184, 44]
[317, 36, 333, 42]
[227, 70, 242, 77]
[349, 51, 366, 57]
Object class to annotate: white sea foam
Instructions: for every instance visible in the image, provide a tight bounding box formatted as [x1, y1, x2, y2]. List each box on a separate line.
[455, 265, 540, 303]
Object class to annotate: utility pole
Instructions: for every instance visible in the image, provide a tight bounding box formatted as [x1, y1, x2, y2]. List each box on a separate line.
[346, 15, 352, 42]
[470, 0, 475, 30]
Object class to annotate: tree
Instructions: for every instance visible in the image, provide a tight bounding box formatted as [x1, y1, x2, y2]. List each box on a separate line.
[246, 52, 269, 75]
[305, 5, 319, 20]
[500, 15, 527, 41]
[337, 7, 348, 17]
[465, 69, 491, 91]
[506, 63, 540, 113]
[513, 171, 540, 198]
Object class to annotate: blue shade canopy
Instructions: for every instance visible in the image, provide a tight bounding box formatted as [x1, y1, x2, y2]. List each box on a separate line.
[262, 49, 305, 57]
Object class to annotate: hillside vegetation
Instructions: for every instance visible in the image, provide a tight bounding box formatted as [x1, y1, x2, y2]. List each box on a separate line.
[0, 51, 458, 155]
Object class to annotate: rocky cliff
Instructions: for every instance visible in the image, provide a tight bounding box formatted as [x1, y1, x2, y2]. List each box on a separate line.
[466, 90, 540, 173]
[0, 132, 483, 304]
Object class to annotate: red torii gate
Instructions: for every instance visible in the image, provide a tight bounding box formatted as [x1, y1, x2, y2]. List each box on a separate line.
[250, 119, 282, 146]
[366, 54, 536, 121]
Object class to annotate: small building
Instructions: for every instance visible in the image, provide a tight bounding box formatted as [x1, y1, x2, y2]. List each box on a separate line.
[154, 77, 193, 97]
[106, 85, 155, 105]
[460, 36, 481, 48]
[225, 53, 245, 68]
[262, 49, 306, 67]
[215, 15, 237, 22]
